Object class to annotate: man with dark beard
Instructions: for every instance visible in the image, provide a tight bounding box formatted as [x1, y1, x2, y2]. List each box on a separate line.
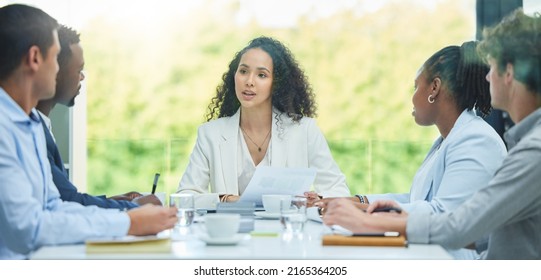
[36, 25, 160, 209]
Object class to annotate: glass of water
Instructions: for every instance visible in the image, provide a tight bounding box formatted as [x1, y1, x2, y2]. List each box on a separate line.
[169, 193, 195, 228]
[280, 196, 307, 237]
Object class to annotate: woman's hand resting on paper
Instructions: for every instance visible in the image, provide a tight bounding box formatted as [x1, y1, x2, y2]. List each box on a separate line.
[314, 197, 368, 215]
[322, 199, 408, 235]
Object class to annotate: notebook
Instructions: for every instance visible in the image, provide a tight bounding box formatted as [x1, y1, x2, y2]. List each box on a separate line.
[85, 235, 171, 254]
[322, 234, 407, 247]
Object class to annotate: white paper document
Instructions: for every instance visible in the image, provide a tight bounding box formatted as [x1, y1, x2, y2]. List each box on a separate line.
[306, 206, 323, 223]
[238, 166, 317, 206]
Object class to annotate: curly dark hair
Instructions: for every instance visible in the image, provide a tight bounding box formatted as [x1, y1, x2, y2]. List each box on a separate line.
[206, 36, 317, 122]
[423, 41, 492, 116]
[478, 9, 541, 96]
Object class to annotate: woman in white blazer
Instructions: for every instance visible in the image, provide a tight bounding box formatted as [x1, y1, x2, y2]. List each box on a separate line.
[178, 37, 350, 203]
[320, 41, 507, 259]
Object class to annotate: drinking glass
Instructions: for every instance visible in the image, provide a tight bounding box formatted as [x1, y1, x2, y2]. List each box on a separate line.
[280, 196, 307, 236]
[169, 193, 195, 227]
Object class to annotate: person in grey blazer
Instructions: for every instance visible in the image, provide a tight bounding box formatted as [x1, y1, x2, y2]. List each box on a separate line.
[318, 41, 507, 259]
[178, 36, 350, 203]
[323, 9, 541, 260]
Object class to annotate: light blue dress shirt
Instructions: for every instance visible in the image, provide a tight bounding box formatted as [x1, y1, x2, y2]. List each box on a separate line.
[0, 88, 130, 259]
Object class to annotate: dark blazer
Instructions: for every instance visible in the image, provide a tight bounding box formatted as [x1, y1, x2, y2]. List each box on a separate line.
[40, 115, 138, 209]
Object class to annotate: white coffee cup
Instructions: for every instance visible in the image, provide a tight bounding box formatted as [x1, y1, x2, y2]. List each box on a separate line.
[205, 213, 241, 238]
[262, 194, 292, 214]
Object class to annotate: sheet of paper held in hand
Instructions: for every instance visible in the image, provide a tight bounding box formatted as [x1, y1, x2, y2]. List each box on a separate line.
[238, 166, 317, 206]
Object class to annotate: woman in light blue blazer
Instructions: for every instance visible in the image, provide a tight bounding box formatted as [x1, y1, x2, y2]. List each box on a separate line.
[323, 11, 541, 259]
[318, 41, 507, 259]
[177, 37, 350, 203]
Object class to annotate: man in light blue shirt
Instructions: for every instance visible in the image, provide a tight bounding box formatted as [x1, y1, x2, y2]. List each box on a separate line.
[0, 4, 177, 259]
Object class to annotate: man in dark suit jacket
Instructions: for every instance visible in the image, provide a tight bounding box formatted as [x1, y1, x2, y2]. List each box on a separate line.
[36, 25, 160, 209]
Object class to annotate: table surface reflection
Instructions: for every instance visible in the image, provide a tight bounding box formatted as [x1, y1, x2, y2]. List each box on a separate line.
[30, 218, 452, 260]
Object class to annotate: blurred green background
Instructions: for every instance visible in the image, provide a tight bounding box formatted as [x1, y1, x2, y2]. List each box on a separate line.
[81, 0, 475, 197]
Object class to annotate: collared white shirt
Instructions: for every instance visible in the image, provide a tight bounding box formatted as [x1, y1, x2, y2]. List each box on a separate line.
[37, 110, 56, 143]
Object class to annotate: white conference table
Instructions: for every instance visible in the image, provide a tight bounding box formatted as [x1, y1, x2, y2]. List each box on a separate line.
[30, 217, 453, 260]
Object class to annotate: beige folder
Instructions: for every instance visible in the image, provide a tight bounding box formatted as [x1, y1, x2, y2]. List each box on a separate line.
[322, 234, 407, 247]
[85, 235, 171, 254]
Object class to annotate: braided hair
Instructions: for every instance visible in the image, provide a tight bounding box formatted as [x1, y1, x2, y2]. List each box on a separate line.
[424, 41, 492, 116]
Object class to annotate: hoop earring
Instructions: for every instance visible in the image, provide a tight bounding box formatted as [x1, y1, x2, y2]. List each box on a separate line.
[428, 95, 435, 104]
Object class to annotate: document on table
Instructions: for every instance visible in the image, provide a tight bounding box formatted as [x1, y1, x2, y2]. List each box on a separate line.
[307, 206, 323, 223]
[238, 166, 317, 206]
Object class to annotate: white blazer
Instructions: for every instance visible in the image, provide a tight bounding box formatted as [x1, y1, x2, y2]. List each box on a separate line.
[178, 109, 350, 197]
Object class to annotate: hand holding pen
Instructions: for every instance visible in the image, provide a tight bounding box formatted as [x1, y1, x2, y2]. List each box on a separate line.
[132, 173, 162, 206]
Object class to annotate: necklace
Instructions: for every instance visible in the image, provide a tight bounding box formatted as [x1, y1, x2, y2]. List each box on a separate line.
[240, 126, 271, 152]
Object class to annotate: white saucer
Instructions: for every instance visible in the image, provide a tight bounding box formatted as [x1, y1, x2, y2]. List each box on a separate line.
[254, 211, 281, 219]
[198, 234, 246, 245]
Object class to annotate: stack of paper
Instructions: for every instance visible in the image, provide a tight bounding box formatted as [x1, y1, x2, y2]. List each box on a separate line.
[85, 235, 172, 254]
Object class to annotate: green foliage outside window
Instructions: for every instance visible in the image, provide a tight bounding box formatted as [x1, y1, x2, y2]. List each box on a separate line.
[83, 0, 474, 197]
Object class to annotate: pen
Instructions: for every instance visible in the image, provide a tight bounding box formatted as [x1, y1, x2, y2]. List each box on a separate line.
[352, 232, 400, 237]
[151, 173, 160, 194]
